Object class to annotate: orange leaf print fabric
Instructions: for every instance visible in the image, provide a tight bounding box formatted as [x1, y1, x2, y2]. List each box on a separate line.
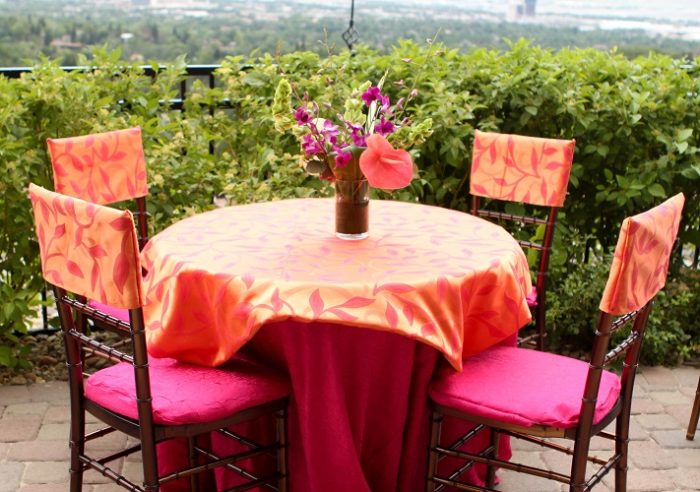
[600, 193, 685, 315]
[141, 199, 533, 370]
[47, 127, 148, 205]
[28, 184, 143, 309]
[470, 130, 575, 207]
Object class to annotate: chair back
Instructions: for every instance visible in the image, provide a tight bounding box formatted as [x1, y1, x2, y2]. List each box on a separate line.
[469, 130, 576, 350]
[470, 129, 575, 207]
[47, 127, 149, 248]
[574, 193, 684, 470]
[28, 183, 156, 438]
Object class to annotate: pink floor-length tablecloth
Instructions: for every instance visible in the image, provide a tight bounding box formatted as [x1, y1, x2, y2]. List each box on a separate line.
[142, 199, 531, 491]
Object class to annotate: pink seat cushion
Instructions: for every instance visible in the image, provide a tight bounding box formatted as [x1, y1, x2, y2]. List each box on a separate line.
[429, 346, 621, 428]
[85, 355, 290, 425]
[87, 299, 130, 323]
[526, 286, 538, 307]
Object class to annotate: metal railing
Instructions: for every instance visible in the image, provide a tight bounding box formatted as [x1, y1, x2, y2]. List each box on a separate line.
[2, 63, 233, 333]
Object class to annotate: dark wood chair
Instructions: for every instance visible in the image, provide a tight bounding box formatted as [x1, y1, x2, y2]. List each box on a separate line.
[427, 193, 685, 492]
[469, 130, 576, 351]
[29, 183, 290, 492]
[687, 374, 700, 440]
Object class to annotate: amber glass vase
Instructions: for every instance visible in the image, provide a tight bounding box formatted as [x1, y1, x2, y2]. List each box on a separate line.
[334, 178, 369, 240]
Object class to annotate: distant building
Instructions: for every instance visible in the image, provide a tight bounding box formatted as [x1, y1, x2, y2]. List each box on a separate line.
[508, 0, 536, 20]
[132, 0, 150, 6]
[50, 38, 83, 49]
[524, 0, 536, 17]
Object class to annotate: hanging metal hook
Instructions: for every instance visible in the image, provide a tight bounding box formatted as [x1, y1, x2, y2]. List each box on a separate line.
[342, 0, 359, 52]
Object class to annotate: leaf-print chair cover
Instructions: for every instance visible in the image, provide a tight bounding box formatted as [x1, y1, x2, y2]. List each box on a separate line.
[47, 127, 148, 205]
[470, 130, 575, 207]
[47, 127, 149, 322]
[600, 192, 685, 315]
[28, 183, 142, 309]
[427, 193, 685, 491]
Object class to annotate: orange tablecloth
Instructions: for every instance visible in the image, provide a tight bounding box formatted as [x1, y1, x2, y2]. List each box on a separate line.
[141, 198, 532, 370]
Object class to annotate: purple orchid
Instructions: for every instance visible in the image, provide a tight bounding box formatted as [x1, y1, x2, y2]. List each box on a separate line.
[361, 86, 382, 106]
[375, 117, 395, 136]
[294, 107, 311, 125]
[302, 134, 323, 155]
[334, 148, 353, 168]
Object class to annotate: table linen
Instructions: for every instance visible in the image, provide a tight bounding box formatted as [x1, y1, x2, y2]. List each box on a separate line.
[141, 199, 532, 371]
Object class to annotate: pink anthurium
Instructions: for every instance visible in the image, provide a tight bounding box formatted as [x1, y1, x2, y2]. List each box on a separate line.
[359, 134, 414, 190]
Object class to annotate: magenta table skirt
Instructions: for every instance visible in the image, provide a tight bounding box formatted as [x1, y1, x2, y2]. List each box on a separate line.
[158, 320, 512, 491]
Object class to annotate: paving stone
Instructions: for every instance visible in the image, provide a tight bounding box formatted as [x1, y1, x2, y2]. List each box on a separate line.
[648, 390, 692, 406]
[0, 385, 31, 405]
[84, 458, 123, 484]
[652, 430, 700, 449]
[42, 405, 98, 424]
[665, 404, 697, 427]
[628, 440, 676, 469]
[7, 440, 70, 461]
[639, 366, 678, 390]
[0, 415, 41, 442]
[18, 484, 72, 492]
[635, 413, 681, 431]
[121, 461, 144, 484]
[496, 469, 561, 491]
[0, 442, 8, 460]
[84, 424, 128, 450]
[28, 382, 68, 403]
[0, 461, 23, 492]
[630, 398, 665, 415]
[22, 461, 69, 484]
[4, 402, 49, 417]
[669, 466, 700, 490]
[36, 423, 69, 441]
[670, 448, 700, 468]
[623, 469, 674, 491]
[673, 367, 700, 387]
[92, 484, 129, 492]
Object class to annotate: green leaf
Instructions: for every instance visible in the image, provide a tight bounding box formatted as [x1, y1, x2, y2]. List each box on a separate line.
[677, 128, 693, 141]
[648, 184, 666, 197]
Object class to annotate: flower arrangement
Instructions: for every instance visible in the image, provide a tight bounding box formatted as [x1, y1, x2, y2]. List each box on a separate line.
[272, 75, 433, 190]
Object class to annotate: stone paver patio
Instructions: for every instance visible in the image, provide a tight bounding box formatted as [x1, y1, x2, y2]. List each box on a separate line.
[0, 366, 698, 491]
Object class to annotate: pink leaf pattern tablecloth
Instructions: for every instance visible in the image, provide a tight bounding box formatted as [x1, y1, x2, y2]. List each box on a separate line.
[141, 199, 533, 370]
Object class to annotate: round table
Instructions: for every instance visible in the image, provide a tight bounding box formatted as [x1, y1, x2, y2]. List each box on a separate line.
[141, 198, 532, 371]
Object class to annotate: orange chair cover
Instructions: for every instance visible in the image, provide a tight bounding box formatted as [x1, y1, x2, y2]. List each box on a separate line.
[140, 199, 533, 370]
[28, 184, 143, 309]
[600, 193, 685, 315]
[470, 130, 575, 207]
[47, 127, 148, 205]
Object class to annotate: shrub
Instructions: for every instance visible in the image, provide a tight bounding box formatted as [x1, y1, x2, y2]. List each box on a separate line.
[1, 42, 698, 369]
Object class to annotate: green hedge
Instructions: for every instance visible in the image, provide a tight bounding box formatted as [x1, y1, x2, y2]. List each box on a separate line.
[1, 41, 698, 368]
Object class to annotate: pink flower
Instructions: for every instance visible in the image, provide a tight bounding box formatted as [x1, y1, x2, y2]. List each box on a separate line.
[294, 107, 311, 125]
[361, 86, 382, 106]
[334, 149, 352, 168]
[375, 117, 395, 136]
[359, 134, 414, 190]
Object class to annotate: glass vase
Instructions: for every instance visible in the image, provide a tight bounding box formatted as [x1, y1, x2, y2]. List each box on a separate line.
[335, 178, 369, 240]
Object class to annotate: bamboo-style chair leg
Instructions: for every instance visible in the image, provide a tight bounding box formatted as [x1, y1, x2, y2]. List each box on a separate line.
[141, 437, 159, 492]
[425, 411, 443, 492]
[535, 304, 546, 351]
[686, 375, 700, 440]
[188, 436, 199, 492]
[68, 409, 85, 492]
[569, 441, 589, 492]
[614, 416, 629, 491]
[485, 429, 499, 488]
[276, 408, 288, 492]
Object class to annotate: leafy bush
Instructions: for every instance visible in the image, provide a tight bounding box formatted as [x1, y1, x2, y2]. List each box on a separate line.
[547, 259, 700, 365]
[1, 41, 699, 369]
